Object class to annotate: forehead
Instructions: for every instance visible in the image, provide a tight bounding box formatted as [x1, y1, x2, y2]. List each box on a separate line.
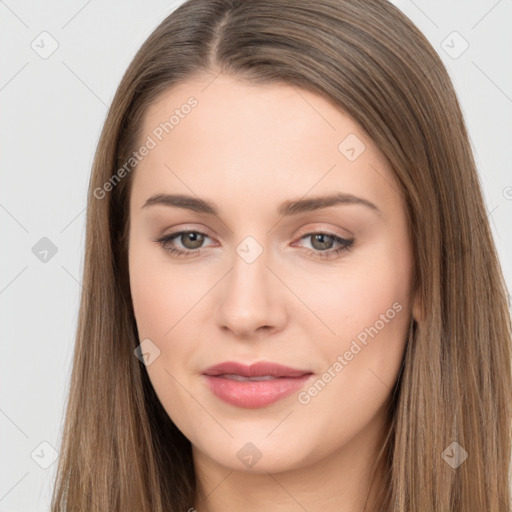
[142, 74, 363, 154]
[131, 75, 402, 218]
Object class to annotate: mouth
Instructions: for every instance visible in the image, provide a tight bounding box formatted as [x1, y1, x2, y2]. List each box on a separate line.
[214, 374, 286, 381]
[202, 361, 314, 408]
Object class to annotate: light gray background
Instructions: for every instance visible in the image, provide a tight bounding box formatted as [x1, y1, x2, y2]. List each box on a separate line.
[1, 1, 511, 510]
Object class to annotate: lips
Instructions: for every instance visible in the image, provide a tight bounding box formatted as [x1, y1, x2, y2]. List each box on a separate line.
[203, 361, 311, 378]
[202, 361, 313, 408]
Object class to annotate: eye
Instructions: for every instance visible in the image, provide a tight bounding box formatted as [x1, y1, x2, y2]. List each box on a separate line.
[154, 230, 354, 260]
[154, 230, 214, 258]
[294, 232, 354, 260]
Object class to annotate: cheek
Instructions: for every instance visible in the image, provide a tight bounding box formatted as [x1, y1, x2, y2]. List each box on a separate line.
[128, 238, 216, 390]
[303, 232, 413, 391]
[128, 244, 202, 419]
[291, 252, 411, 453]
[304, 233, 412, 341]
[128, 237, 204, 339]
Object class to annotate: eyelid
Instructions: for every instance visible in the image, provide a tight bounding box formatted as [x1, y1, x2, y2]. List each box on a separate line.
[155, 225, 355, 261]
[293, 224, 353, 240]
[160, 224, 214, 238]
[160, 224, 351, 243]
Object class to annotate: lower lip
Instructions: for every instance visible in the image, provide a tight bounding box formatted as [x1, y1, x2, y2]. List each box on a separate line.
[203, 374, 313, 408]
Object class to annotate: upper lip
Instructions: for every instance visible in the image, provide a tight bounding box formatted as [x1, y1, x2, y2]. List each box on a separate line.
[203, 361, 312, 378]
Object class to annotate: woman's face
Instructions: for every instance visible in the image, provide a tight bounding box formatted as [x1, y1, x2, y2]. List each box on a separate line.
[128, 74, 420, 476]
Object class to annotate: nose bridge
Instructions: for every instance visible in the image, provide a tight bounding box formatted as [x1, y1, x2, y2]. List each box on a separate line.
[233, 234, 268, 295]
[215, 233, 284, 336]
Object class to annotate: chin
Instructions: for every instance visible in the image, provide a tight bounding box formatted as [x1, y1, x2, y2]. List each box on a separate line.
[193, 434, 314, 475]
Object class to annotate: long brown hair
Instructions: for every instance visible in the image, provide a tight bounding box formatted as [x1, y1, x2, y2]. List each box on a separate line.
[50, 0, 512, 510]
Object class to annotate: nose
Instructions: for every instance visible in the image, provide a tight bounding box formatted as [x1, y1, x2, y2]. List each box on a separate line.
[214, 244, 286, 339]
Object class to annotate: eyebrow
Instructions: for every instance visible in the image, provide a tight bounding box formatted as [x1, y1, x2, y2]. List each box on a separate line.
[142, 192, 382, 217]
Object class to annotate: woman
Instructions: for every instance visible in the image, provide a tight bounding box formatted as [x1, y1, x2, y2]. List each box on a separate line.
[50, 0, 512, 510]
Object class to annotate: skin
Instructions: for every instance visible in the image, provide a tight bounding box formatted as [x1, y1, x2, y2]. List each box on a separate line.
[128, 73, 421, 511]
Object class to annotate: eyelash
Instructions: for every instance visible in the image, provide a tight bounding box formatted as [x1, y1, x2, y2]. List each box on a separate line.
[154, 230, 354, 260]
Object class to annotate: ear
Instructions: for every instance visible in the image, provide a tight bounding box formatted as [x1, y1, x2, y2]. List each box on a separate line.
[411, 289, 422, 323]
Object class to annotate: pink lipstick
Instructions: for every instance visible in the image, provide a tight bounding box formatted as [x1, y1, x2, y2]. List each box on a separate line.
[202, 361, 313, 408]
